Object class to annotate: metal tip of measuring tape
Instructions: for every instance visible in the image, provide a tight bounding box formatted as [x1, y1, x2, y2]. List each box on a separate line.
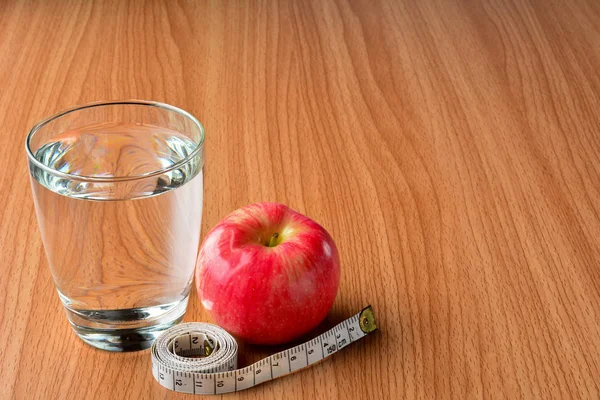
[359, 305, 377, 334]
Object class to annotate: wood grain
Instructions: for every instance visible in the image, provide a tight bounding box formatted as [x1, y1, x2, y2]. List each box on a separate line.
[1, 0, 600, 398]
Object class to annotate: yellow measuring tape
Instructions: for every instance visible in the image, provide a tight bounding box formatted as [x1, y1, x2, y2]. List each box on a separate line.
[151, 306, 377, 394]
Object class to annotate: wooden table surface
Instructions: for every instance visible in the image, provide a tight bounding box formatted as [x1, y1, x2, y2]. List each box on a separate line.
[2, 0, 600, 398]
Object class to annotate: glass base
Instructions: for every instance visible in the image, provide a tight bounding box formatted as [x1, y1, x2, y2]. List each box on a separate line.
[63, 295, 189, 352]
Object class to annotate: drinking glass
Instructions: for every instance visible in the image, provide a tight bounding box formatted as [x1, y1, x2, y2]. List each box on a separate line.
[26, 101, 205, 351]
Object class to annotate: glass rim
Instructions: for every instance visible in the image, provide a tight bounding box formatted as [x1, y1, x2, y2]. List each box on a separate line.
[25, 100, 205, 183]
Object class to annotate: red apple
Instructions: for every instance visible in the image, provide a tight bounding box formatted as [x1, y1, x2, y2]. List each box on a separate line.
[195, 202, 340, 345]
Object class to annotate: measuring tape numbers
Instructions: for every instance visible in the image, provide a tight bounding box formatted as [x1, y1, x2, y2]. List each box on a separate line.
[151, 305, 377, 394]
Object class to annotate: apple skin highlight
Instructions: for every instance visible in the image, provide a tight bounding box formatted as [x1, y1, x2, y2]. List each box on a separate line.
[195, 202, 341, 345]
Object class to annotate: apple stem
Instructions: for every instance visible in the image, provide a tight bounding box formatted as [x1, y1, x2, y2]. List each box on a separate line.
[268, 233, 279, 247]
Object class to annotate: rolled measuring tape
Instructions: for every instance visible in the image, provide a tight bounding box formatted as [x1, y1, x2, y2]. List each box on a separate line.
[151, 305, 377, 394]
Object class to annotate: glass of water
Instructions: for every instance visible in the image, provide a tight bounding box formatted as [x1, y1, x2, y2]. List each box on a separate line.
[26, 101, 205, 351]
